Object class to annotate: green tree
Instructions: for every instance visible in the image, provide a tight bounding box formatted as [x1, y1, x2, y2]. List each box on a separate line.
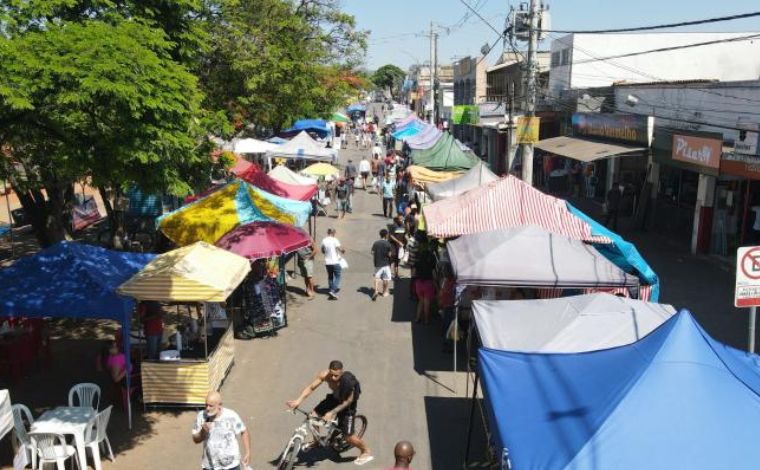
[372, 64, 406, 97]
[0, 20, 209, 245]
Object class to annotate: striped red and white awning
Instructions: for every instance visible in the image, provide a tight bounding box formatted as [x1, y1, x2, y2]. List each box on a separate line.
[423, 175, 611, 244]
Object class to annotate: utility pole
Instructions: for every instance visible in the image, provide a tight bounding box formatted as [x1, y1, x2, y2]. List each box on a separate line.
[429, 21, 436, 124]
[506, 82, 516, 173]
[520, 0, 539, 185]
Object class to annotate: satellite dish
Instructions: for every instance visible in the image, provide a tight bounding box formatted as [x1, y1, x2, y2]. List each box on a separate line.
[480, 43, 491, 56]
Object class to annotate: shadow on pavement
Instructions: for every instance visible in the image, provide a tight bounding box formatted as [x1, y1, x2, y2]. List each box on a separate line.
[425, 395, 491, 470]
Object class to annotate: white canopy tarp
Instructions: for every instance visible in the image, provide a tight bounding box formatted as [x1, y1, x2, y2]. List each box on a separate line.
[266, 131, 336, 162]
[234, 138, 279, 154]
[449, 225, 638, 289]
[473, 293, 676, 353]
[427, 162, 499, 201]
[0, 390, 12, 441]
[268, 165, 317, 186]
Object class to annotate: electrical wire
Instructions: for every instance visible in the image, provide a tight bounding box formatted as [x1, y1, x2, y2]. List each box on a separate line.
[543, 11, 760, 34]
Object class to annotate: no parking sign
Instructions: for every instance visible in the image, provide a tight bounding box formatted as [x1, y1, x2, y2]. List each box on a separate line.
[735, 246, 760, 307]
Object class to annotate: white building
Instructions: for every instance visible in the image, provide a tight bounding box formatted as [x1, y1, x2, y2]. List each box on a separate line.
[549, 32, 760, 97]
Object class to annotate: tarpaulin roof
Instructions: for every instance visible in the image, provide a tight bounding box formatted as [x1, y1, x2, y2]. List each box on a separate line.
[404, 125, 443, 150]
[410, 133, 480, 171]
[449, 226, 638, 289]
[394, 114, 418, 128]
[479, 310, 760, 470]
[473, 293, 675, 353]
[0, 241, 154, 320]
[407, 165, 464, 186]
[216, 221, 311, 260]
[535, 136, 645, 162]
[282, 119, 331, 138]
[268, 136, 288, 145]
[158, 180, 311, 246]
[267, 131, 336, 162]
[234, 162, 317, 201]
[118, 241, 250, 302]
[234, 138, 279, 154]
[423, 175, 608, 242]
[302, 162, 340, 178]
[427, 162, 499, 201]
[392, 124, 424, 140]
[269, 165, 318, 186]
[346, 104, 366, 113]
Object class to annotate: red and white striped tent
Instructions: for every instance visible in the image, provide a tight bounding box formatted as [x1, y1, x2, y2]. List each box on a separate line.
[423, 175, 610, 243]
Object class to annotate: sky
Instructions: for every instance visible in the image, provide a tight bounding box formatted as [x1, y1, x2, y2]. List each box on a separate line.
[342, 0, 760, 71]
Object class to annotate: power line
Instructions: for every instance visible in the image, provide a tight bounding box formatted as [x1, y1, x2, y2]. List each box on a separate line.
[543, 10, 760, 34]
[458, 0, 504, 38]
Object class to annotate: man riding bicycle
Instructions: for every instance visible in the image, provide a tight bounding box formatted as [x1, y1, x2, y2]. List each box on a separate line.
[286, 360, 374, 466]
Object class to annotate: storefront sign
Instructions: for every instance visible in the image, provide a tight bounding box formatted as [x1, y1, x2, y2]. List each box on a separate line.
[516, 116, 540, 144]
[572, 113, 653, 146]
[735, 130, 759, 156]
[452, 105, 480, 125]
[671, 134, 721, 169]
[721, 151, 760, 180]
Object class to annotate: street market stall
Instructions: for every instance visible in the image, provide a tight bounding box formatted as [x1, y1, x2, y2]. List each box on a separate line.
[475, 311, 760, 469]
[403, 125, 443, 150]
[409, 133, 480, 171]
[117, 242, 250, 407]
[265, 131, 337, 169]
[426, 162, 498, 201]
[233, 162, 318, 202]
[233, 138, 279, 155]
[269, 164, 318, 186]
[158, 180, 311, 246]
[0, 241, 155, 427]
[472, 293, 675, 353]
[301, 162, 340, 181]
[407, 165, 463, 187]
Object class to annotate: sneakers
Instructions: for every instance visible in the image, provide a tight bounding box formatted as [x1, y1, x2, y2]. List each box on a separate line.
[383, 292, 390, 297]
[328, 291, 338, 300]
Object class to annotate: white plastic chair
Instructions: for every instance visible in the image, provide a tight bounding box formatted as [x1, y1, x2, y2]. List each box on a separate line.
[68, 383, 101, 411]
[12, 404, 36, 469]
[29, 432, 79, 470]
[84, 406, 114, 470]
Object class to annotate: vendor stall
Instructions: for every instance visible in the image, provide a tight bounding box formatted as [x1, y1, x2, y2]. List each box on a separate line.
[117, 242, 250, 407]
[426, 162, 498, 201]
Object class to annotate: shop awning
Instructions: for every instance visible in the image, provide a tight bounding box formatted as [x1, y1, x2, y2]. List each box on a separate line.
[535, 136, 645, 162]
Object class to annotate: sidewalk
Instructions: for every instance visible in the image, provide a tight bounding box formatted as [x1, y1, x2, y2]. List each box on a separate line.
[567, 193, 749, 350]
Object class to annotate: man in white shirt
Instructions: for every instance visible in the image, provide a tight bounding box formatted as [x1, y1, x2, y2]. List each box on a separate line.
[192, 391, 251, 470]
[320, 228, 346, 299]
[358, 157, 372, 190]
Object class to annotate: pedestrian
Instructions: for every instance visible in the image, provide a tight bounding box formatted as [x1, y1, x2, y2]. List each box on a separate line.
[395, 170, 409, 216]
[605, 181, 623, 230]
[414, 246, 436, 324]
[140, 301, 163, 360]
[345, 159, 358, 181]
[372, 142, 383, 159]
[346, 177, 355, 214]
[359, 157, 371, 190]
[388, 215, 406, 279]
[371, 229, 393, 300]
[387, 441, 415, 469]
[192, 391, 251, 470]
[335, 177, 350, 219]
[381, 174, 395, 218]
[296, 239, 317, 299]
[321, 228, 345, 299]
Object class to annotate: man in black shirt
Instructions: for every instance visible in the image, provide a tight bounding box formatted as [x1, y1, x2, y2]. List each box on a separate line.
[370, 229, 393, 301]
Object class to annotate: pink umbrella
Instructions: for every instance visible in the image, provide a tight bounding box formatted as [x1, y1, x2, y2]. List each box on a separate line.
[215, 221, 312, 260]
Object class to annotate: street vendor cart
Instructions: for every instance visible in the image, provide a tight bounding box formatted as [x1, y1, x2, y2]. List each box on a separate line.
[118, 241, 250, 407]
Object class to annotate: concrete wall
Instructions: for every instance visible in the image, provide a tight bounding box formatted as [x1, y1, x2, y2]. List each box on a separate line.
[549, 33, 760, 96]
[613, 80, 760, 144]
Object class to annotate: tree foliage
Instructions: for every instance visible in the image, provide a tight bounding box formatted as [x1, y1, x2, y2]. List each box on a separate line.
[372, 64, 406, 96]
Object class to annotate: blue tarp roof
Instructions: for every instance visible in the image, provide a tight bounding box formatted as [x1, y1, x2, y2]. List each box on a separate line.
[268, 136, 288, 144]
[567, 203, 660, 301]
[0, 241, 155, 321]
[479, 310, 760, 470]
[282, 119, 331, 139]
[347, 104, 366, 113]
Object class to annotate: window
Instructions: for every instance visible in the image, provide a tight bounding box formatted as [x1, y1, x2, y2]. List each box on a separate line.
[551, 51, 560, 67]
[560, 49, 570, 66]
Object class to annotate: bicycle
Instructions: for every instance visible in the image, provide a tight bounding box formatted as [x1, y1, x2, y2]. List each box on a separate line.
[277, 407, 367, 470]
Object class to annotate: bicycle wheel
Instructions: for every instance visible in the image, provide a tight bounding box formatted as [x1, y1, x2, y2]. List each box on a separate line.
[278, 436, 302, 470]
[332, 415, 368, 453]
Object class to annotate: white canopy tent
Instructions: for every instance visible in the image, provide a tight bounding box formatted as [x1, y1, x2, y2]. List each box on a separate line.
[234, 138, 279, 154]
[265, 131, 337, 167]
[268, 165, 317, 186]
[449, 225, 639, 289]
[427, 162, 499, 201]
[473, 293, 676, 353]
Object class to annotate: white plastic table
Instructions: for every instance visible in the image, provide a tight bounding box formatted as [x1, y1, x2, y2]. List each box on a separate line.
[31, 406, 95, 468]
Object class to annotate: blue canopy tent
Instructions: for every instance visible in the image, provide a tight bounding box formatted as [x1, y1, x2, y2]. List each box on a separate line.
[476, 310, 760, 469]
[281, 119, 331, 139]
[0, 241, 155, 428]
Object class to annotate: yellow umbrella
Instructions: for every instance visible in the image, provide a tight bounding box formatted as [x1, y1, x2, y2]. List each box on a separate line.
[117, 241, 251, 302]
[302, 162, 340, 178]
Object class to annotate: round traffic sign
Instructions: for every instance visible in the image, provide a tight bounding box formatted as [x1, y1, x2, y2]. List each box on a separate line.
[741, 247, 760, 280]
